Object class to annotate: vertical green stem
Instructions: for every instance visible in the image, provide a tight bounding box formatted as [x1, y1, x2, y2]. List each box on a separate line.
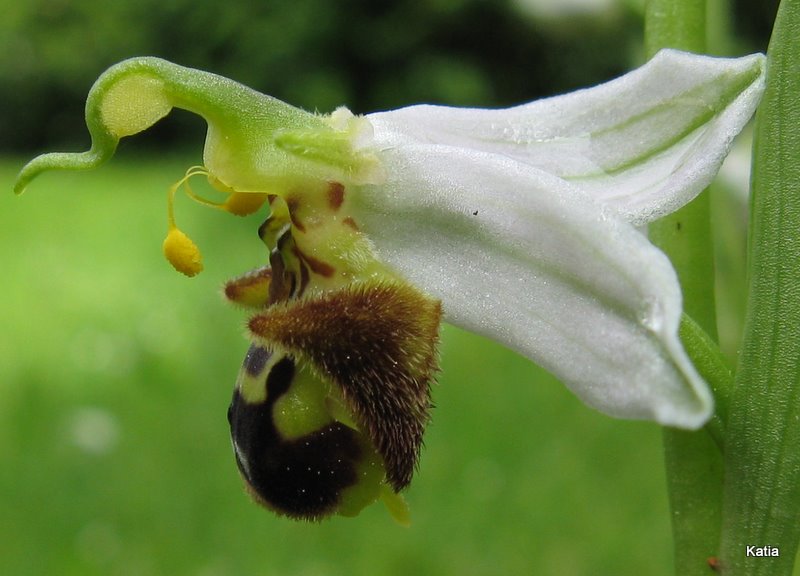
[645, 2, 724, 575]
[645, 0, 707, 58]
[718, 1, 800, 574]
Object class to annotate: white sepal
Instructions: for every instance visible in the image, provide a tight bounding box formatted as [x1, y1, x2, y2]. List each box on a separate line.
[368, 49, 765, 226]
[350, 145, 712, 428]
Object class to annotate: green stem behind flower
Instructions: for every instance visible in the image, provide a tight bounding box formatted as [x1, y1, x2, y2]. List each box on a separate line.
[719, 1, 800, 574]
[644, 0, 706, 58]
[645, 1, 728, 575]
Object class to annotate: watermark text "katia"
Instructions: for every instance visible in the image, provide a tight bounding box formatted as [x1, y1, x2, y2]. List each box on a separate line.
[746, 545, 779, 557]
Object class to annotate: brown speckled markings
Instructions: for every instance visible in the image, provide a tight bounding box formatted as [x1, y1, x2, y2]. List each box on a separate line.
[327, 182, 345, 211]
[285, 195, 306, 232]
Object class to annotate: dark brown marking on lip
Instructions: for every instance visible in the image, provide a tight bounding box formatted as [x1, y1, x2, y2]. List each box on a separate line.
[257, 218, 269, 241]
[276, 228, 293, 252]
[285, 196, 306, 233]
[327, 182, 345, 211]
[293, 245, 336, 278]
[242, 344, 272, 377]
[342, 217, 359, 231]
[258, 214, 290, 246]
[228, 351, 362, 520]
[298, 261, 310, 297]
[268, 250, 293, 304]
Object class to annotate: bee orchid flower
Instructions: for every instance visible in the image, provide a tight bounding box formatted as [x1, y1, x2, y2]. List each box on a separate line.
[14, 49, 765, 520]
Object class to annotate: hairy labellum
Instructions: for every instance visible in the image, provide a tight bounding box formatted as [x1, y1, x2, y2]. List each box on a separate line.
[225, 183, 441, 520]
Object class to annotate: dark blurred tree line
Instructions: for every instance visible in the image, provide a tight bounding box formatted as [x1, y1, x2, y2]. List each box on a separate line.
[0, 0, 777, 153]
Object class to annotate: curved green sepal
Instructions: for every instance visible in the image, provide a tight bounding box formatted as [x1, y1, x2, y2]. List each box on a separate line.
[14, 57, 384, 197]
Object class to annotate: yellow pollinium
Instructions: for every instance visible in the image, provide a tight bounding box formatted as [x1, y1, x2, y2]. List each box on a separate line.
[162, 166, 270, 277]
[163, 228, 203, 277]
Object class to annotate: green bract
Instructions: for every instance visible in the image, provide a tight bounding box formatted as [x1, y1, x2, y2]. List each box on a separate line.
[15, 50, 765, 520]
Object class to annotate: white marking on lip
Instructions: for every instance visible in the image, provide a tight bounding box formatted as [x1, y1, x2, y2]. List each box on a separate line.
[232, 439, 252, 480]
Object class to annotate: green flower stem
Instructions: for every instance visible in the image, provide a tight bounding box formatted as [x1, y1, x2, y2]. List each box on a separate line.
[659, 315, 733, 574]
[645, 1, 726, 575]
[645, 0, 706, 58]
[719, 1, 800, 573]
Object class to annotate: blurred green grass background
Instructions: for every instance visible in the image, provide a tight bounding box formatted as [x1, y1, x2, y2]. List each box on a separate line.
[0, 1, 780, 574]
[1, 157, 674, 575]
